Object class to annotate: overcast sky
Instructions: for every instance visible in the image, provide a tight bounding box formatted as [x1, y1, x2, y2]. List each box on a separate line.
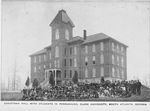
[1, 1, 150, 87]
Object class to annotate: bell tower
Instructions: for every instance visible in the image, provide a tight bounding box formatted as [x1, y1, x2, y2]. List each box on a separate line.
[49, 10, 75, 45]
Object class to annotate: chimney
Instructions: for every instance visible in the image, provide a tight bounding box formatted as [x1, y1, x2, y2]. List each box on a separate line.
[83, 30, 87, 40]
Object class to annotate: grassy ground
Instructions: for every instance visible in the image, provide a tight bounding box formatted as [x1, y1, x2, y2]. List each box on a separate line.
[1, 86, 150, 101]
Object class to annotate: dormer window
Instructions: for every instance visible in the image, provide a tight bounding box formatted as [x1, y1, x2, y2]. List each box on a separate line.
[55, 29, 59, 40]
[65, 29, 69, 40]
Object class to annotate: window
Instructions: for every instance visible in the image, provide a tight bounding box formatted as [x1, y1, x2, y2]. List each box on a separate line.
[121, 46, 124, 54]
[93, 56, 96, 64]
[49, 52, 51, 59]
[39, 55, 41, 62]
[65, 29, 69, 40]
[85, 46, 88, 53]
[85, 56, 88, 65]
[92, 44, 96, 52]
[64, 59, 66, 66]
[117, 56, 119, 65]
[70, 47, 72, 55]
[43, 65, 45, 71]
[85, 68, 88, 78]
[34, 56, 36, 63]
[55, 46, 59, 57]
[121, 57, 124, 67]
[112, 55, 115, 64]
[54, 60, 57, 67]
[45, 71, 47, 79]
[121, 69, 124, 78]
[92, 68, 96, 77]
[55, 29, 59, 39]
[57, 60, 60, 68]
[100, 42, 104, 51]
[70, 70, 72, 78]
[117, 45, 119, 53]
[101, 67, 104, 76]
[116, 68, 119, 78]
[44, 54, 46, 61]
[70, 59, 72, 67]
[49, 63, 51, 68]
[100, 53, 104, 64]
[64, 48, 67, 56]
[112, 42, 115, 51]
[64, 70, 67, 78]
[74, 46, 77, 55]
[112, 67, 115, 77]
[74, 58, 77, 67]
[34, 66, 36, 72]
[39, 65, 41, 71]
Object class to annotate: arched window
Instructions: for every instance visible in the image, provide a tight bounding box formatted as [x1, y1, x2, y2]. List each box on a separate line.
[49, 52, 51, 59]
[54, 60, 57, 68]
[92, 68, 96, 77]
[117, 56, 119, 65]
[55, 29, 59, 40]
[92, 44, 96, 52]
[49, 63, 51, 68]
[100, 53, 104, 64]
[93, 56, 96, 64]
[121, 57, 124, 67]
[101, 67, 104, 76]
[44, 54, 46, 61]
[55, 46, 59, 57]
[121, 69, 124, 78]
[74, 46, 77, 55]
[117, 45, 119, 53]
[39, 65, 41, 71]
[112, 67, 115, 77]
[85, 56, 88, 65]
[112, 42, 115, 51]
[85, 68, 88, 78]
[85, 46, 88, 53]
[74, 58, 77, 67]
[65, 29, 69, 40]
[34, 56, 36, 63]
[117, 68, 120, 78]
[112, 55, 115, 64]
[34, 66, 36, 72]
[57, 60, 60, 68]
[43, 65, 45, 71]
[100, 42, 104, 51]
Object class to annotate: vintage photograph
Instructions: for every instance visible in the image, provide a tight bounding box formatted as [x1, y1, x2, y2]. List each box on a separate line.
[1, 0, 150, 102]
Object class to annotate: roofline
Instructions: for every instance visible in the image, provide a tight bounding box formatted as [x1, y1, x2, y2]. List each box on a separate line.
[109, 37, 128, 47]
[44, 45, 51, 49]
[81, 38, 109, 45]
[29, 52, 46, 57]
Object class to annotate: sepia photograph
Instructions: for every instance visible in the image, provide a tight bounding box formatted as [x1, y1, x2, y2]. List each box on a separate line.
[1, 0, 150, 104]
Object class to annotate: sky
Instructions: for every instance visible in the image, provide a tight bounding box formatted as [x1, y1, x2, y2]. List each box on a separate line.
[1, 1, 150, 88]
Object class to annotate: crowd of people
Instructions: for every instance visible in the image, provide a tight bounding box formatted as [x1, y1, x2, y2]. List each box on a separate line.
[22, 78, 142, 101]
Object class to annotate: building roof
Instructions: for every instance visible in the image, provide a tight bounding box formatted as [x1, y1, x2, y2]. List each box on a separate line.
[67, 36, 84, 43]
[82, 33, 110, 45]
[82, 33, 128, 47]
[44, 45, 51, 50]
[50, 10, 75, 27]
[29, 49, 46, 57]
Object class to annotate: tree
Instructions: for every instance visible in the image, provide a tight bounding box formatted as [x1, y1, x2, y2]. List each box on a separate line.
[11, 56, 22, 91]
[72, 70, 78, 84]
[49, 73, 55, 86]
[25, 77, 30, 87]
[32, 78, 39, 88]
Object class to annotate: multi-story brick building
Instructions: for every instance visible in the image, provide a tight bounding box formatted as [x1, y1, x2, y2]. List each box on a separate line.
[29, 10, 128, 86]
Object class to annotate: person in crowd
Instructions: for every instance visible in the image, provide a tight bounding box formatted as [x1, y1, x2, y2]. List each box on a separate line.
[136, 80, 142, 95]
[22, 79, 142, 100]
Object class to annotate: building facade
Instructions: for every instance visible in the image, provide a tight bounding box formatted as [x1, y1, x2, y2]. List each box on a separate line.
[30, 10, 128, 85]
